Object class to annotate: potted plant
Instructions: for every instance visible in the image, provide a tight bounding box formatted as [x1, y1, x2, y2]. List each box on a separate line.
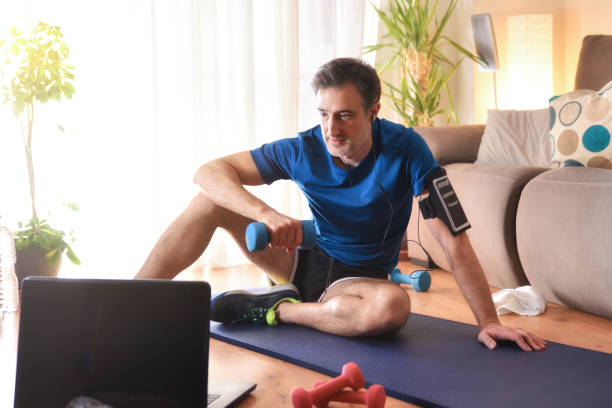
[365, 0, 481, 127]
[1, 21, 80, 283]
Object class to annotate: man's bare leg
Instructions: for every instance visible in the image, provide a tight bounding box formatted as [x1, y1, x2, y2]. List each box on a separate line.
[275, 278, 411, 336]
[138, 193, 409, 337]
[136, 192, 296, 283]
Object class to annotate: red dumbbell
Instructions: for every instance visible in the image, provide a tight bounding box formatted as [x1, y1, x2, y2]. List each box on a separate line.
[329, 385, 386, 408]
[291, 362, 365, 408]
[312, 380, 386, 408]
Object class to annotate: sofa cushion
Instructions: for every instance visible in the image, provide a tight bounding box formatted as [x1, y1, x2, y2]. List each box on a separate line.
[407, 163, 549, 289]
[550, 80, 612, 169]
[516, 167, 612, 320]
[414, 125, 485, 165]
[574, 35, 612, 91]
[475, 109, 552, 167]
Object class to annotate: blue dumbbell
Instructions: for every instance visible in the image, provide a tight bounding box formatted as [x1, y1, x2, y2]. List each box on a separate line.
[390, 268, 431, 292]
[245, 220, 317, 252]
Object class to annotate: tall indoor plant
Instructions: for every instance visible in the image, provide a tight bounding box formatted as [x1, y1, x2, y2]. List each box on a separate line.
[1, 21, 80, 278]
[366, 0, 480, 127]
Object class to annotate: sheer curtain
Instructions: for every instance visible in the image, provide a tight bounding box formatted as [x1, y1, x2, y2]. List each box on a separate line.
[0, 0, 378, 278]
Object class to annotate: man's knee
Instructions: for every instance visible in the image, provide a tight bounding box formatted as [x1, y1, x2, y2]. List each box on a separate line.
[187, 192, 218, 219]
[357, 284, 411, 335]
[189, 192, 250, 231]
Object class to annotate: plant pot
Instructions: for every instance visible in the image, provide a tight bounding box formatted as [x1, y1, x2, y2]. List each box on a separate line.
[15, 244, 62, 289]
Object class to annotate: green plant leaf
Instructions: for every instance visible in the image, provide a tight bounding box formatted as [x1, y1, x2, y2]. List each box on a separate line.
[363, 43, 392, 54]
[12, 216, 79, 267]
[64, 202, 79, 212]
[430, 0, 455, 49]
[9, 43, 20, 55]
[442, 36, 480, 63]
[47, 249, 61, 266]
[45, 247, 58, 259]
[66, 246, 81, 265]
[61, 82, 74, 98]
[365, 0, 478, 127]
[377, 52, 398, 76]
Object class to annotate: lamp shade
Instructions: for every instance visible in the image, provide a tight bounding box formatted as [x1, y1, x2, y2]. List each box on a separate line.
[471, 13, 499, 72]
[506, 14, 553, 109]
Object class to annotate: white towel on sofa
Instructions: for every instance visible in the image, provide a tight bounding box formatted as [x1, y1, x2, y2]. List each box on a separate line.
[492, 286, 547, 316]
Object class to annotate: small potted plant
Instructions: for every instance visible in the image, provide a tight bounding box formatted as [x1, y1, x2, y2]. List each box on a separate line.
[1, 21, 80, 283]
[365, 0, 481, 127]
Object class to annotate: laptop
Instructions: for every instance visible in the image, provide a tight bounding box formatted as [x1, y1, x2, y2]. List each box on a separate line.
[14, 277, 256, 408]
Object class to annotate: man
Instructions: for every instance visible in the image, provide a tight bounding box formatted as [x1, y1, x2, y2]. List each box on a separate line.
[136, 58, 546, 352]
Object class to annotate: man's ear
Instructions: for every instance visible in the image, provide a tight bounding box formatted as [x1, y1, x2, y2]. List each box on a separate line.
[370, 102, 381, 121]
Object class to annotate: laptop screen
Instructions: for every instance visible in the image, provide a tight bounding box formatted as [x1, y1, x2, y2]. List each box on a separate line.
[15, 278, 210, 408]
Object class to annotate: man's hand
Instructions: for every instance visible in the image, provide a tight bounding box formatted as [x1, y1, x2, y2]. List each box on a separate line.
[478, 323, 547, 352]
[422, 217, 547, 353]
[259, 211, 303, 253]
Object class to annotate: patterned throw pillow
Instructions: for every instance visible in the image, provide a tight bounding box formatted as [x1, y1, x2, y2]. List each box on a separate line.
[549, 80, 612, 169]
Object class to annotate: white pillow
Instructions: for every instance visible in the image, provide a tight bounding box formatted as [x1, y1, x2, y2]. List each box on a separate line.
[475, 109, 553, 167]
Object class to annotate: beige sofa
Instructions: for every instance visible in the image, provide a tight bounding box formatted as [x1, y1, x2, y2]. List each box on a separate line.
[407, 35, 612, 320]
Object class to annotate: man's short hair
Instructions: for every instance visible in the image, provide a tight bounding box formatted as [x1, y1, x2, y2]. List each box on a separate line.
[311, 57, 381, 112]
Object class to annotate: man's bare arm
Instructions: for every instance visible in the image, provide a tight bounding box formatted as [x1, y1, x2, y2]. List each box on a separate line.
[424, 216, 546, 351]
[194, 151, 303, 250]
[194, 151, 269, 220]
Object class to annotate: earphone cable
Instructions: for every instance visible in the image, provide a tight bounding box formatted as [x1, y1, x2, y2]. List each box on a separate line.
[339, 125, 433, 271]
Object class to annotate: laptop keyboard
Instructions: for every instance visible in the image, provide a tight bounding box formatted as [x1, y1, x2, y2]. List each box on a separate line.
[207, 393, 221, 406]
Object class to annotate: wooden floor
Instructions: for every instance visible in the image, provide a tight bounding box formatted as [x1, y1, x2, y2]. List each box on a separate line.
[2, 262, 611, 407]
[175, 261, 612, 407]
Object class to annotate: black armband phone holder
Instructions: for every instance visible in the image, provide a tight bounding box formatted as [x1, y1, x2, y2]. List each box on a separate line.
[418, 168, 471, 236]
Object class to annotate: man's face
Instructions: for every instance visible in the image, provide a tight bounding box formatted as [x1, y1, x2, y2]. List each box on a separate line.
[316, 82, 380, 168]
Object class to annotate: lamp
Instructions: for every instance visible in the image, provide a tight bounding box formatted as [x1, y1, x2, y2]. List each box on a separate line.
[471, 13, 499, 109]
[506, 14, 553, 110]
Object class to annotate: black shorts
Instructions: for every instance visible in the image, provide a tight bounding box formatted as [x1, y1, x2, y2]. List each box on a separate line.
[291, 245, 389, 302]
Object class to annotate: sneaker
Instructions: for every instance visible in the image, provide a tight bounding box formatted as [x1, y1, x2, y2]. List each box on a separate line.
[210, 283, 301, 325]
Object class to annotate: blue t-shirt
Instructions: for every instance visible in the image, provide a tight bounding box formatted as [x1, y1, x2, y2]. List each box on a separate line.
[250, 118, 439, 272]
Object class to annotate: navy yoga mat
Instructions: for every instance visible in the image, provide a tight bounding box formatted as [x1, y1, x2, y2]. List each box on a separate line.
[211, 313, 612, 408]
